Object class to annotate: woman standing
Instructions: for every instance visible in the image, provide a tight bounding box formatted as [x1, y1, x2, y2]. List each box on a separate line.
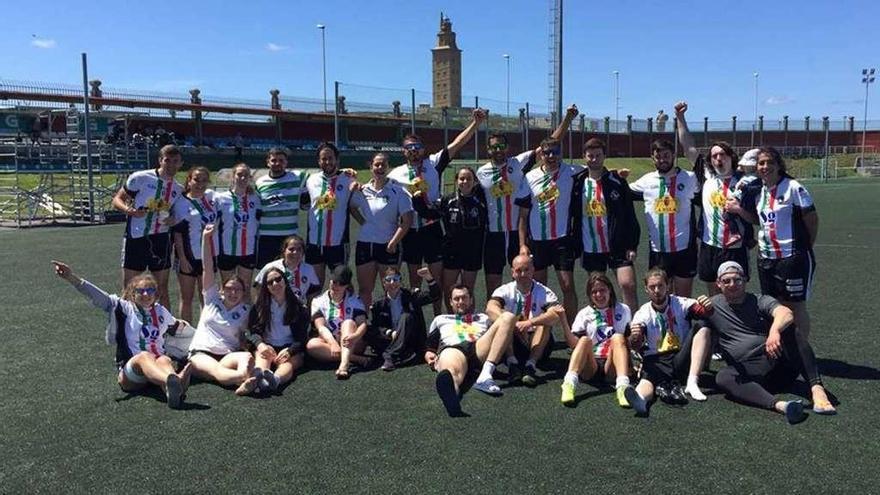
[188, 224, 257, 396]
[412, 166, 488, 311]
[215, 163, 260, 299]
[172, 166, 218, 322]
[351, 152, 413, 305]
[246, 267, 310, 393]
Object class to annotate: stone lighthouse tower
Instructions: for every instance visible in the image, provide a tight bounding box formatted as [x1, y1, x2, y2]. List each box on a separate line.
[432, 13, 462, 108]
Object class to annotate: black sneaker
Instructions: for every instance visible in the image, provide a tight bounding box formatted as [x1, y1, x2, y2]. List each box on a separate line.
[669, 382, 689, 405]
[381, 358, 396, 372]
[507, 362, 523, 384]
[435, 370, 462, 417]
[655, 382, 673, 404]
[522, 364, 538, 387]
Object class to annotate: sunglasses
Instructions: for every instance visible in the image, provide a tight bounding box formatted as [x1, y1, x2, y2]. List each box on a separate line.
[383, 275, 402, 283]
[135, 287, 158, 296]
[488, 143, 508, 151]
[266, 277, 286, 286]
[403, 143, 424, 151]
[719, 276, 744, 286]
[541, 147, 561, 156]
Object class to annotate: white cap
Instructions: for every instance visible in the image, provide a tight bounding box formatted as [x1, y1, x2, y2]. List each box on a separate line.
[717, 261, 746, 280]
[739, 148, 760, 167]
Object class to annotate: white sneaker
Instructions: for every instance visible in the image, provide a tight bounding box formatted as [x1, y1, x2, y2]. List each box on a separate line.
[685, 384, 707, 402]
[474, 378, 503, 396]
[711, 353, 723, 361]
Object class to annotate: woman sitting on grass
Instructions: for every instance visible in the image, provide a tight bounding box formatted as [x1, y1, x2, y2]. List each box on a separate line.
[187, 224, 258, 396]
[245, 267, 310, 394]
[307, 265, 371, 379]
[52, 260, 192, 409]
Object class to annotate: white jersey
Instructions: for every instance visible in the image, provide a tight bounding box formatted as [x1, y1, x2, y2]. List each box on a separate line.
[189, 285, 250, 355]
[172, 190, 219, 260]
[110, 296, 176, 359]
[747, 177, 815, 259]
[215, 191, 260, 257]
[303, 171, 356, 247]
[476, 151, 535, 233]
[310, 292, 367, 336]
[631, 296, 697, 357]
[580, 176, 611, 254]
[515, 163, 583, 241]
[489, 280, 559, 321]
[428, 313, 492, 348]
[352, 180, 413, 244]
[387, 149, 450, 229]
[264, 299, 293, 347]
[123, 169, 184, 239]
[701, 174, 745, 248]
[255, 259, 320, 303]
[630, 168, 699, 253]
[255, 170, 304, 237]
[571, 302, 631, 359]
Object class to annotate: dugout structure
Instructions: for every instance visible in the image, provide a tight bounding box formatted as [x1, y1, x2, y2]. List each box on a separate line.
[0, 107, 149, 227]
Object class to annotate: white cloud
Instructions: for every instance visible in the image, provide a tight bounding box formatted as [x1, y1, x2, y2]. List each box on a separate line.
[266, 42, 290, 52]
[31, 37, 56, 49]
[764, 95, 794, 105]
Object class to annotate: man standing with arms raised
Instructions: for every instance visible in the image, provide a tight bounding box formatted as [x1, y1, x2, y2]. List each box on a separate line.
[255, 148, 304, 269]
[388, 109, 485, 315]
[112, 144, 184, 310]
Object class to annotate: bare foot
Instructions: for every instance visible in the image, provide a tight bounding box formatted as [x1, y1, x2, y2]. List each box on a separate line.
[811, 385, 836, 414]
[235, 376, 258, 396]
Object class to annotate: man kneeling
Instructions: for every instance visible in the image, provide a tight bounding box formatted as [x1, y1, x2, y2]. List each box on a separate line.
[425, 285, 517, 416]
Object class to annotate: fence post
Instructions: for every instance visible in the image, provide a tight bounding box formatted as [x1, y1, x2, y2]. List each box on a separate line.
[822, 116, 830, 181]
[410, 89, 416, 135]
[783, 115, 789, 148]
[190, 89, 203, 146]
[334, 82, 340, 147]
[758, 115, 764, 145]
[647, 117, 653, 149]
[519, 108, 526, 150]
[848, 116, 855, 150]
[672, 117, 678, 162]
[525, 103, 530, 149]
[703, 116, 709, 148]
[442, 107, 449, 148]
[604, 117, 611, 156]
[626, 115, 633, 157]
[731, 116, 737, 148]
[474, 96, 479, 161]
[804, 116, 810, 147]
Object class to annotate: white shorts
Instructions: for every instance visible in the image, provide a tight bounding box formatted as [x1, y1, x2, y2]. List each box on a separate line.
[121, 359, 148, 384]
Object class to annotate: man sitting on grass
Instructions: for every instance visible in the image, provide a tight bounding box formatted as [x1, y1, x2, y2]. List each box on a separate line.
[696, 261, 836, 424]
[424, 285, 517, 416]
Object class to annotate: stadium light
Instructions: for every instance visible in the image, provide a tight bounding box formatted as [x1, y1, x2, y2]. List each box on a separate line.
[752, 72, 759, 147]
[317, 24, 327, 113]
[503, 54, 511, 118]
[861, 68, 875, 166]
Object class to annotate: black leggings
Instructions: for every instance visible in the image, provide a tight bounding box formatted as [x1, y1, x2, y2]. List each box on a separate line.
[716, 327, 822, 410]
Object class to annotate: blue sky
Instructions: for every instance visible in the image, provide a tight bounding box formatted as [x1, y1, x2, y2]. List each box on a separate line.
[2, 0, 878, 122]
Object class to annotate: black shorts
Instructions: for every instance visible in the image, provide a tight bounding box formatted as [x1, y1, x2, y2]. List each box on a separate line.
[217, 254, 257, 271]
[697, 243, 750, 283]
[641, 353, 682, 384]
[483, 231, 520, 275]
[355, 241, 400, 267]
[512, 331, 555, 363]
[581, 251, 633, 273]
[443, 233, 484, 272]
[530, 236, 576, 272]
[269, 343, 304, 356]
[757, 250, 816, 302]
[305, 243, 348, 268]
[121, 233, 173, 272]
[402, 222, 444, 265]
[177, 257, 205, 277]
[649, 244, 698, 279]
[256, 235, 286, 269]
[438, 341, 482, 376]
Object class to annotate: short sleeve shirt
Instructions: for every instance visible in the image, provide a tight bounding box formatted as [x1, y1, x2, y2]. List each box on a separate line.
[111, 296, 176, 359]
[353, 180, 413, 244]
[476, 151, 535, 233]
[388, 149, 451, 229]
[214, 191, 259, 256]
[310, 292, 367, 336]
[744, 177, 815, 259]
[571, 302, 631, 358]
[515, 163, 583, 241]
[172, 190, 218, 260]
[303, 172, 357, 247]
[630, 168, 699, 253]
[124, 169, 184, 239]
[255, 259, 320, 303]
[255, 170, 304, 237]
[428, 313, 492, 347]
[189, 285, 250, 355]
[489, 280, 559, 321]
[701, 293, 781, 362]
[631, 296, 697, 356]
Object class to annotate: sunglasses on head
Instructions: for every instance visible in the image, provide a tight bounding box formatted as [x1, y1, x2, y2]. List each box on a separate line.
[403, 143, 424, 151]
[542, 147, 561, 156]
[383, 274, 402, 283]
[266, 276, 286, 286]
[135, 287, 158, 296]
[488, 143, 508, 151]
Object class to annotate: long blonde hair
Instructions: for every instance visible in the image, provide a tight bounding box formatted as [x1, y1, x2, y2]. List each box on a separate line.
[121, 274, 158, 303]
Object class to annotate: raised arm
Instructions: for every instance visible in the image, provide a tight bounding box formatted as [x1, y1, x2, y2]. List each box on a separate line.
[52, 260, 113, 313]
[201, 224, 217, 290]
[446, 108, 487, 158]
[674, 101, 700, 165]
[549, 104, 579, 143]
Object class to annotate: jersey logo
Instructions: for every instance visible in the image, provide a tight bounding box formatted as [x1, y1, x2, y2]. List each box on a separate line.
[761, 211, 777, 223]
[654, 196, 678, 214]
[201, 213, 217, 224]
[677, 183, 685, 191]
[265, 193, 284, 206]
[609, 190, 620, 201]
[615, 313, 622, 321]
[336, 184, 344, 192]
[709, 190, 727, 209]
[234, 212, 250, 223]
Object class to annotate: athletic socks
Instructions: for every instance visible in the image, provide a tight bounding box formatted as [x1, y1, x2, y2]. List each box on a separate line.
[615, 376, 631, 389]
[478, 361, 497, 383]
[525, 358, 537, 370]
[563, 371, 579, 387]
[685, 375, 707, 401]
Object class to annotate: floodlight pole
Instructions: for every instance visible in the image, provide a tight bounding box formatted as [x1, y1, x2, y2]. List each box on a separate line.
[861, 68, 875, 166]
[81, 53, 94, 223]
[503, 54, 511, 118]
[318, 24, 327, 113]
[752, 72, 758, 147]
[613, 70, 620, 132]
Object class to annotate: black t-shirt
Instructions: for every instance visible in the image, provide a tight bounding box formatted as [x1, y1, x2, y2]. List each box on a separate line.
[698, 293, 780, 362]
